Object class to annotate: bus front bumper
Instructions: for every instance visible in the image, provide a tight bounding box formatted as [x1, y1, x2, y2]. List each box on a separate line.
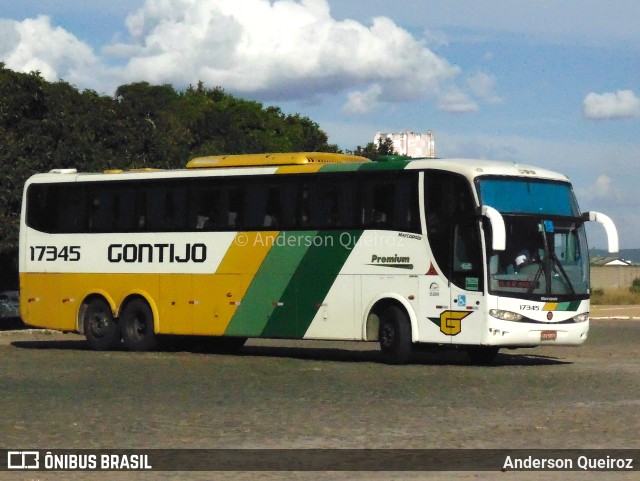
[482, 318, 590, 347]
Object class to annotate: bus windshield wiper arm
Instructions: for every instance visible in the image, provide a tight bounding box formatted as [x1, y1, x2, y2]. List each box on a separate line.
[551, 254, 576, 295]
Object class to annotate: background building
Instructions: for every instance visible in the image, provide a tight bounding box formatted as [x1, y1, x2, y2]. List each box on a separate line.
[374, 130, 435, 158]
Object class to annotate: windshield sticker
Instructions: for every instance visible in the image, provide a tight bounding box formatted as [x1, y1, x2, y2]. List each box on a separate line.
[465, 277, 479, 291]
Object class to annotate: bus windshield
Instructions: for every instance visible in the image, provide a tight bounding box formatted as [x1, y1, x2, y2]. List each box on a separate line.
[478, 177, 579, 217]
[478, 178, 589, 299]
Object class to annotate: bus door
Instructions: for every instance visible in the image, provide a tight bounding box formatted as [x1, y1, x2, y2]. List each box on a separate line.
[423, 170, 483, 344]
[420, 272, 455, 344]
[448, 218, 485, 344]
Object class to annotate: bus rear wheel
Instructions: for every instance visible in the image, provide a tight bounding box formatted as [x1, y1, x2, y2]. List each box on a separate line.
[379, 305, 413, 364]
[121, 299, 158, 352]
[83, 298, 120, 351]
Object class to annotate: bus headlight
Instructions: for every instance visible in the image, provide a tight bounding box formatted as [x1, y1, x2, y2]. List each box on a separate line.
[571, 312, 589, 323]
[489, 309, 523, 322]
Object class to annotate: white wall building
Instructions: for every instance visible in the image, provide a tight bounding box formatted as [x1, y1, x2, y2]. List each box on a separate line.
[374, 130, 436, 158]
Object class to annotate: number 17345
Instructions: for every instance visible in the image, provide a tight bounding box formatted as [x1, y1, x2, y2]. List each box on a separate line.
[30, 245, 81, 262]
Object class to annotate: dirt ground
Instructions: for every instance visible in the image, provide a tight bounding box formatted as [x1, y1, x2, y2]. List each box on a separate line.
[1, 313, 639, 481]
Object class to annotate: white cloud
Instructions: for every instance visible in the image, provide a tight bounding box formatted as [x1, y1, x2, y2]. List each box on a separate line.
[0, 0, 475, 110]
[583, 90, 640, 120]
[466, 71, 502, 104]
[108, 0, 464, 109]
[437, 89, 478, 113]
[0, 15, 99, 85]
[343, 84, 382, 115]
[589, 174, 613, 199]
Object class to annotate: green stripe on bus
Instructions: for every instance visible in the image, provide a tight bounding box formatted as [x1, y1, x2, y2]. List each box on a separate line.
[357, 160, 411, 171]
[224, 231, 316, 337]
[319, 163, 363, 172]
[559, 301, 581, 311]
[261, 230, 362, 338]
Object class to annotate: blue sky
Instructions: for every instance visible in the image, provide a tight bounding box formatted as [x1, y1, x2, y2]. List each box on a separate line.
[1, 0, 639, 249]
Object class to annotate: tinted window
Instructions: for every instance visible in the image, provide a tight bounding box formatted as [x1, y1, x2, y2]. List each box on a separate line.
[26, 170, 421, 234]
[424, 170, 478, 281]
[477, 178, 579, 217]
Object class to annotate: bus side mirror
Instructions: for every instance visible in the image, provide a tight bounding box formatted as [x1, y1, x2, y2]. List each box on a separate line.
[582, 211, 619, 253]
[480, 205, 506, 251]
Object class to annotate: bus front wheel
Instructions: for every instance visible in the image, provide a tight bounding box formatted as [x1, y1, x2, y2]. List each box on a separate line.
[379, 305, 413, 364]
[121, 299, 158, 352]
[83, 298, 120, 351]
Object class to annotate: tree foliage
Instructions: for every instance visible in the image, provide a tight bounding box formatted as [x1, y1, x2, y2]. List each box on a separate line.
[0, 64, 339, 287]
[349, 137, 398, 160]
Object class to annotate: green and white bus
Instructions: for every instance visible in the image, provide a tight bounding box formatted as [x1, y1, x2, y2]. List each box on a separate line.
[19, 152, 618, 363]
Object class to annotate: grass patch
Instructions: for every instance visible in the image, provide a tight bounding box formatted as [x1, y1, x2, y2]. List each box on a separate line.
[591, 288, 640, 305]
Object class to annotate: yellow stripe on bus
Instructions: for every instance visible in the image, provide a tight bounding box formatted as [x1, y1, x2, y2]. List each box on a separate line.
[190, 231, 279, 335]
[19, 232, 279, 337]
[276, 164, 324, 174]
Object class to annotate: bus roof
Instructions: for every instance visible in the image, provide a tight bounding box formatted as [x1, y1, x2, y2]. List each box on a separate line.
[28, 155, 570, 184]
[405, 158, 570, 183]
[186, 152, 370, 169]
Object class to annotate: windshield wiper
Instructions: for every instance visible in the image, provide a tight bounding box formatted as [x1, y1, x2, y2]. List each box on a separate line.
[550, 254, 576, 295]
[525, 221, 577, 296]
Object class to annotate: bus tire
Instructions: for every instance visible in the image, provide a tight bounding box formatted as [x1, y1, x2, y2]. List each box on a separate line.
[121, 299, 158, 352]
[379, 305, 413, 364]
[83, 298, 120, 351]
[467, 346, 500, 365]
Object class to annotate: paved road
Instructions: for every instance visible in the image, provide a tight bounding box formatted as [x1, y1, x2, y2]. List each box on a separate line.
[591, 304, 640, 319]
[1, 318, 639, 481]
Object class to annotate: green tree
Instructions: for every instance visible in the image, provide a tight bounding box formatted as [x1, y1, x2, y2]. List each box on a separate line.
[349, 138, 399, 160]
[0, 65, 340, 288]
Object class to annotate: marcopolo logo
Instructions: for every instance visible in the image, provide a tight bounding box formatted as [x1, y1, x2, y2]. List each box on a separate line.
[368, 254, 413, 270]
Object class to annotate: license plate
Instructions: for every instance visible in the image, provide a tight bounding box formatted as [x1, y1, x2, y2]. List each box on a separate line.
[541, 330, 557, 341]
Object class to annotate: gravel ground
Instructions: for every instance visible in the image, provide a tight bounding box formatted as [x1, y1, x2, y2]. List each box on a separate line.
[1, 314, 639, 480]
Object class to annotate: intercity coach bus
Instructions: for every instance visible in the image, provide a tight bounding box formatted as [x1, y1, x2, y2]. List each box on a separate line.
[19, 152, 618, 363]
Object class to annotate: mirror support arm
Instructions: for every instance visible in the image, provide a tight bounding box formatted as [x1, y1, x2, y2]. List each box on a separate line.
[582, 211, 619, 253]
[480, 205, 506, 251]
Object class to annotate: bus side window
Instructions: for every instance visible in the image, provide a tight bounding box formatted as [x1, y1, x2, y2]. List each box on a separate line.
[89, 188, 115, 232]
[57, 185, 87, 233]
[26, 184, 52, 232]
[191, 185, 221, 231]
[113, 186, 138, 232]
[227, 184, 243, 230]
[394, 175, 420, 233]
[144, 183, 186, 232]
[298, 183, 310, 227]
[361, 176, 394, 229]
[244, 182, 268, 230]
[278, 181, 297, 229]
[311, 178, 336, 227]
[310, 175, 357, 229]
[263, 186, 281, 228]
[26, 184, 85, 233]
